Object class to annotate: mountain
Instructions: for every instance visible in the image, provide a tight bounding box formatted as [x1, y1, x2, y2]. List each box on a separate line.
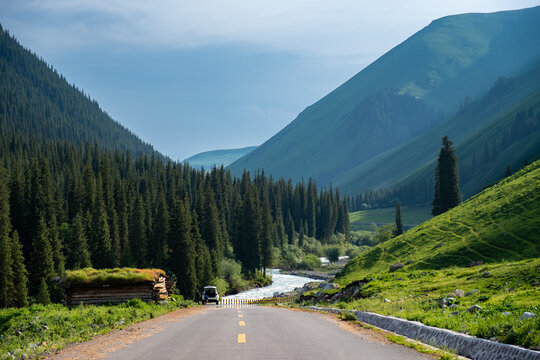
[229, 6, 540, 192]
[340, 158, 540, 280]
[0, 25, 162, 158]
[182, 146, 257, 168]
[338, 63, 540, 201]
[331, 160, 540, 349]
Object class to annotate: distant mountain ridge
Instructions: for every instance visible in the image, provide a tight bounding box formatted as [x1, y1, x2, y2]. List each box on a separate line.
[0, 24, 163, 159]
[229, 6, 540, 200]
[182, 146, 257, 168]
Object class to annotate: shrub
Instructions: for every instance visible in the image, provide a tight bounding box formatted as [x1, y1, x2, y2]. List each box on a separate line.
[324, 246, 341, 264]
[301, 254, 322, 270]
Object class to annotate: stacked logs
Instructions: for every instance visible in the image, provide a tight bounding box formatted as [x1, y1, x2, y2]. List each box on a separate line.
[60, 274, 174, 306]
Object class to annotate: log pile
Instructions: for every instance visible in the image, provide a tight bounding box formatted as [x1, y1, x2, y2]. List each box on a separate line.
[59, 269, 175, 306]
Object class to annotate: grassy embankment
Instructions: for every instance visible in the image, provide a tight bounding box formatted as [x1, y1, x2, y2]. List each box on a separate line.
[349, 205, 432, 232]
[0, 268, 193, 360]
[315, 160, 540, 348]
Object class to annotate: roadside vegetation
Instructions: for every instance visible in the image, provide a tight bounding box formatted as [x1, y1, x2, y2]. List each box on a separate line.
[330, 260, 540, 349]
[0, 296, 192, 360]
[305, 160, 540, 349]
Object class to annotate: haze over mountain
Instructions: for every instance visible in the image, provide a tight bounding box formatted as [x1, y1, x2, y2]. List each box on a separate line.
[229, 6, 540, 200]
[182, 146, 257, 169]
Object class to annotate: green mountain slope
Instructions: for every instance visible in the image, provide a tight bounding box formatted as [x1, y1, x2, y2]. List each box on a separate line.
[337, 63, 540, 199]
[0, 25, 161, 158]
[229, 6, 540, 188]
[182, 146, 257, 168]
[339, 159, 540, 283]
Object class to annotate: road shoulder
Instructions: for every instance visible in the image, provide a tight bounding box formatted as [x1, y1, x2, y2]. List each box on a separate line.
[45, 306, 207, 360]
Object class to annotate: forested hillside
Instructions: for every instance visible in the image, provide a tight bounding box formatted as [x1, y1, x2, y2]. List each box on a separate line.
[0, 136, 349, 307]
[0, 25, 160, 158]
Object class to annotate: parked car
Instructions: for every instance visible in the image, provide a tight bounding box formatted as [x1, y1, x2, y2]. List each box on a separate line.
[202, 285, 219, 304]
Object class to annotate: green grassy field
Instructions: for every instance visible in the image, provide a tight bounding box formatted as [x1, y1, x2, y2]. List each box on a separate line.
[333, 259, 540, 348]
[319, 160, 540, 348]
[349, 205, 432, 231]
[341, 160, 540, 279]
[0, 297, 192, 360]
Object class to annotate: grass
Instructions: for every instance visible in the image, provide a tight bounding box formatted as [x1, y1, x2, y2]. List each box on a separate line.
[0, 296, 192, 360]
[64, 268, 167, 285]
[349, 205, 432, 230]
[341, 160, 540, 279]
[318, 161, 540, 349]
[331, 259, 540, 349]
[336, 311, 460, 359]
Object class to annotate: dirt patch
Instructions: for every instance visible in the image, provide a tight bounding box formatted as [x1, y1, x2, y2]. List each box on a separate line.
[44, 306, 207, 360]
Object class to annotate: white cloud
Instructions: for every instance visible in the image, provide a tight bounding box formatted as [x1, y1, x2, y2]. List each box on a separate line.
[2, 0, 537, 56]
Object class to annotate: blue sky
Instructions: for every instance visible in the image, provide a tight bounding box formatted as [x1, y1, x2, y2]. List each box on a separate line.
[0, 0, 537, 160]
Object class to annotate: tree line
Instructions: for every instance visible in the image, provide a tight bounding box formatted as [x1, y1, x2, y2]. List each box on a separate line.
[0, 135, 349, 307]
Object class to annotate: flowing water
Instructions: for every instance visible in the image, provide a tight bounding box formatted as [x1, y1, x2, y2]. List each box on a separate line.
[224, 269, 321, 300]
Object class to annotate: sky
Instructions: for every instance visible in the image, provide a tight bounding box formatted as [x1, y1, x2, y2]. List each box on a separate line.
[0, 0, 537, 161]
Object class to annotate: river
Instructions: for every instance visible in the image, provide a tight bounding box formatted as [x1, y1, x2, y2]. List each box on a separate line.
[224, 269, 321, 300]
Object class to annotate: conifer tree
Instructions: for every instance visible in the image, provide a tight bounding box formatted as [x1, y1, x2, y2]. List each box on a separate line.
[432, 136, 461, 216]
[191, 211, 213, 289]
[68, 214, 92, 269]
[151, 192, 169, 267]
[394, 202, 403, 236]
[0, 167, 14, 307]
[36, 278, 51, 305]
[239, 188, 261, 275]
[169, 200, 197, 299]
[260, 192, 274, 277]
[130, 194, 147, 267]
[505, 165, 512, 178]
[92, 203, 113, 268]
[298, 222, 305, 248]
[201, 186, 222, 274]
[9, 165, 26, 243]
[29, 217, 55, 298]
[286, 211, 295, 245]
[49, 215, 65, 275]
[10, 231, 29, 307]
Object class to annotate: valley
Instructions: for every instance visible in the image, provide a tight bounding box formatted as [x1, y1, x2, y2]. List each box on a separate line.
[0, 4, 539, 360]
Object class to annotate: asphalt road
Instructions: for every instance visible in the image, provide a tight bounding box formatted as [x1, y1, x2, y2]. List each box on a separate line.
[105, 305, 431, 360]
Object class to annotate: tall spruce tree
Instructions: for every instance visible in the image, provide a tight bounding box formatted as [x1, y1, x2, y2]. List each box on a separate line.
[0, 167, 15, 308]
[68, 214, 92, 269]
[260, 192, 274, 277]
[29, 217, 55, 299]
[201, 186, 222, 275]
[10, 231, 29, 307]
[394, 202, 403, 236]
[239, 188, 261, 275]
[191, 211, 213, 289]
[169, 200, 197, 299]
[432, 136, 461, 216]
[151, 192, 169, 268]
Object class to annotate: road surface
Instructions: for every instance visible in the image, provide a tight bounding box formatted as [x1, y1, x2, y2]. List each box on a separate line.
[98, 305, 431, 360]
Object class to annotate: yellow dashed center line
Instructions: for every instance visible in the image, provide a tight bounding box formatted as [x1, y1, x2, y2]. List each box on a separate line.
[239, 321, 245, 326]
[238, 314, 243, 318]
[238, 333, 246, 343]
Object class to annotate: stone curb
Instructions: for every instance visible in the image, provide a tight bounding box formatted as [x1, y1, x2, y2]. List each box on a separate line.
[308, 306, 540, 360]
